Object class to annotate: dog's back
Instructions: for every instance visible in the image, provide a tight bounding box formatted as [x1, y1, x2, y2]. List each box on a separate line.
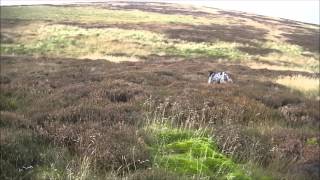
[208, 71, 232, 84]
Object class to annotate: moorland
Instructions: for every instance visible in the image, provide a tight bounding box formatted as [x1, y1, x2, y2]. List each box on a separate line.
[1, 2, 319, 179]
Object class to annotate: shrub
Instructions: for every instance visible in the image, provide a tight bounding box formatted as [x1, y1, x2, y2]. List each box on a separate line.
[0, 128, 72, 180]
[39, 122, 151, 174]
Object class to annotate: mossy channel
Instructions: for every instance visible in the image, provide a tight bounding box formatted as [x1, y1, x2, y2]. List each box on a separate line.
[147, 125, 251, 179]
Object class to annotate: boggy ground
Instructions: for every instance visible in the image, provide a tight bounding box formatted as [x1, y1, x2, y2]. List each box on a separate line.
[0, 1, 319, 180]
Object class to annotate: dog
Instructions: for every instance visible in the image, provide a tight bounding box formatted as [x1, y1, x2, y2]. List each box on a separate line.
[208, 71, 233, 84]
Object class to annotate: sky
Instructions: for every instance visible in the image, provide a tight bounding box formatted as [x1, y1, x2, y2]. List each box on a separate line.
[1, 0, 319, 24]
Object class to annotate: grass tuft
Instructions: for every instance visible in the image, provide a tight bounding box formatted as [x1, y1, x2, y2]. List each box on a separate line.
[0, 93, 18, 111]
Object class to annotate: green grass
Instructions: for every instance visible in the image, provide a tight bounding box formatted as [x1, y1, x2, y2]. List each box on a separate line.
[306, 137, 319, 146]
[262, 41, 304, 55]
[0, 93, 18, 111]
[165, 41, 246, 59]
[1, 24, 247, 60]
[248, 40, 319, 72]
[1, 25, 159, 57]
[0, 6, 215, 25]
[146, 124, 251, 179]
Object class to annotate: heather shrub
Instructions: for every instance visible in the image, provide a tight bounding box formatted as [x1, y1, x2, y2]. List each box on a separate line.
[213, 126, 273, 166]
[0, 128, 72, 180]
[39, 121, 150, 174]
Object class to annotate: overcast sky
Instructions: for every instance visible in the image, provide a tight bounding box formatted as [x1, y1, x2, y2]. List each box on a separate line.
[1, 0, 319, 24]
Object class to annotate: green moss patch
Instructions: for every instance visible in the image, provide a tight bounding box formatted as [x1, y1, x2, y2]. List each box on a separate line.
[147, 125, 251, 179]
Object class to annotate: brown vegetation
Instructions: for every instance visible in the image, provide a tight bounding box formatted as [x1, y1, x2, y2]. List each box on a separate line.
[1, 54, 319, 179]
[1, 1, 319, 179]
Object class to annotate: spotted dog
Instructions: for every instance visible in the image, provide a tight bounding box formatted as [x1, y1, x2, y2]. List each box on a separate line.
[208, 71, 233, 84]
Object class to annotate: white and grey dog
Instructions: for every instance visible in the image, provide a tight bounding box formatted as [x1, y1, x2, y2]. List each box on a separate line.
[208, 71, 233, 84]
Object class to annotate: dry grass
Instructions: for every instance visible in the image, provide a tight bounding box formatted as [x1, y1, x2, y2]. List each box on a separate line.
[247, 62, 315, 73]
[81, 55, 143, 63]
[276, 75, 320, 98]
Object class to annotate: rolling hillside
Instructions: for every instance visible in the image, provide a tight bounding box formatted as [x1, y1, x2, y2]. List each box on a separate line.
[1, 2, 319, 179]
